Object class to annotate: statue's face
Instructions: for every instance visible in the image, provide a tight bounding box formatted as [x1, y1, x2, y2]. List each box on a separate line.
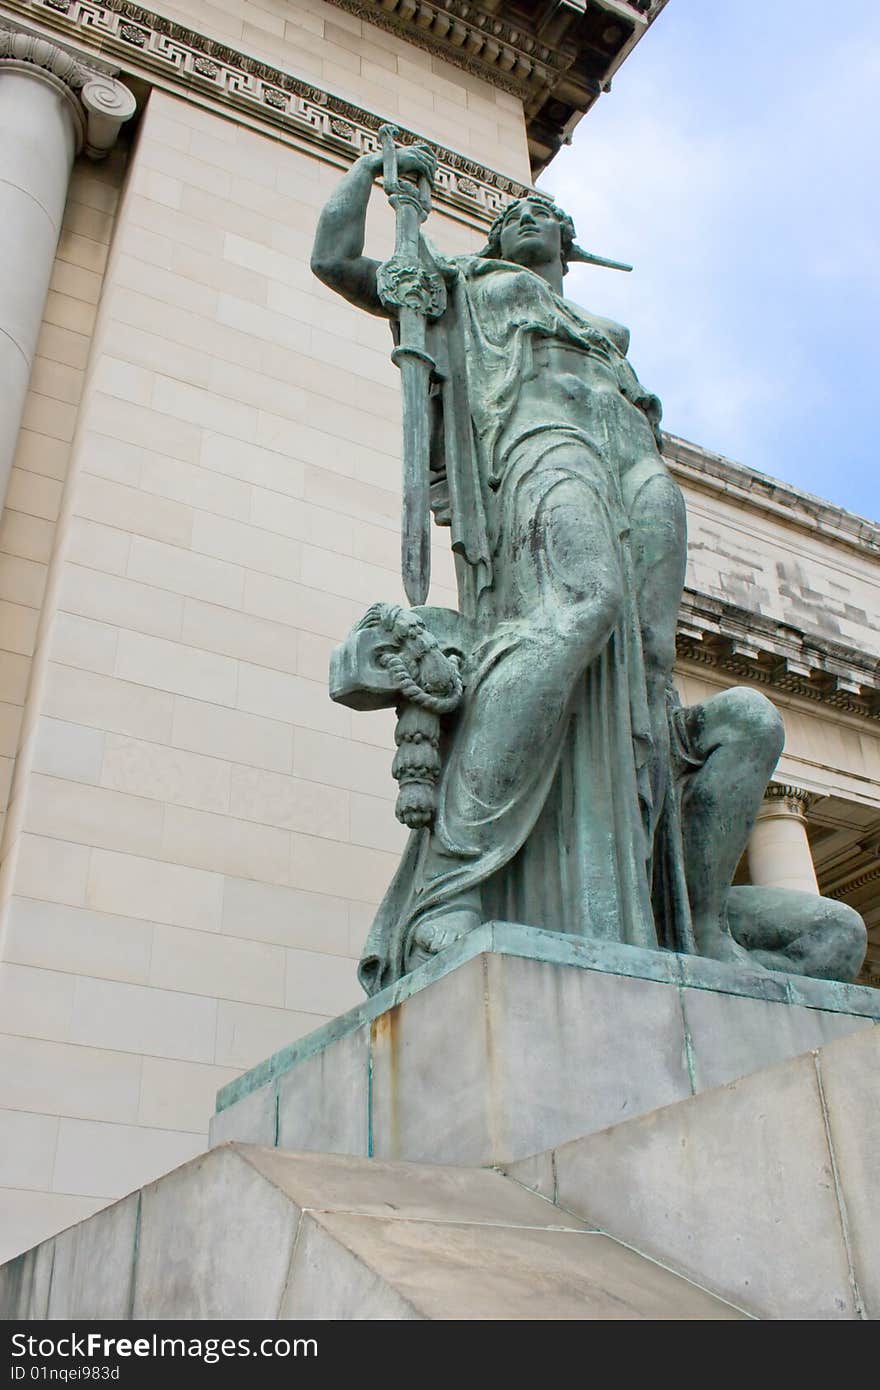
[498, 199, 563, 271]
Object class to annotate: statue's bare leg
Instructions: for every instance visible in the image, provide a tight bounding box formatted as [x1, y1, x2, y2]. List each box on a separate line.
[409, 451, 625, 962]
[726, 886, 866, 981]
[676, 688, 785, 963]
[625, 463, 687, 845]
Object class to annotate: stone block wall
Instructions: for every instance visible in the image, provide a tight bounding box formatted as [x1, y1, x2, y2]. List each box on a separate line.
[684, 471, 880, 653]
[0, 81, 490, 1259]
[146, 0, 533, 177]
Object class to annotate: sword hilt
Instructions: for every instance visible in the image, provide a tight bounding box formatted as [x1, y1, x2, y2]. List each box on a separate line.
[378, 123, 431, 218]
[378, 123, 401, 196]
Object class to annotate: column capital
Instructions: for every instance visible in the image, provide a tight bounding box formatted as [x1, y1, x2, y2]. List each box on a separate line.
[0, 24, 135, 158]
[759, 782, 816, 819]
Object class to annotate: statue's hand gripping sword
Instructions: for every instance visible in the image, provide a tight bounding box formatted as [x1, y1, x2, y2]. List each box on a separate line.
[376, 125, 447, 608]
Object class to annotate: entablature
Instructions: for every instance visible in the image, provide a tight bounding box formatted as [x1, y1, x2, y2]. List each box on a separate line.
[0, 0, 536, 226]
[676, 588, 880, 722]
[323, 0, 669, 173]
[665, 434, 880, 566]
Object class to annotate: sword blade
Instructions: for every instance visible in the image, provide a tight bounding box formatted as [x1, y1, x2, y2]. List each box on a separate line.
[375, 133, 442, 609]
[396, 307, 432, 607]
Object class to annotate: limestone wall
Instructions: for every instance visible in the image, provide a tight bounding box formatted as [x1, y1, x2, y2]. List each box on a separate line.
[0, 148, 136, 1255]
[0, 82, 490, 1260]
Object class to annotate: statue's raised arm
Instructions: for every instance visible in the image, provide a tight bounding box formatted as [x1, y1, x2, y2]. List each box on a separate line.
[310, 141, 438, 317]
[313, 132, 444, 604]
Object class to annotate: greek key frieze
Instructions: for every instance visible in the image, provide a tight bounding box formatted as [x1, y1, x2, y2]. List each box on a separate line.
[0, 0, 533, 223]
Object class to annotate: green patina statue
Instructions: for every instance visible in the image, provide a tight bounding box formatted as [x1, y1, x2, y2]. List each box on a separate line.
[312, 135, 866, 997]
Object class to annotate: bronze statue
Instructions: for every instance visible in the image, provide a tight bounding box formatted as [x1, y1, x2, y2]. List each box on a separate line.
[312, 137, 866, 995]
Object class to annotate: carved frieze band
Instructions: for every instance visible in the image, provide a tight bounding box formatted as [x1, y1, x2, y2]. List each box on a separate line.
[0, 0, 533, 221]
[675, 588, 880, 721]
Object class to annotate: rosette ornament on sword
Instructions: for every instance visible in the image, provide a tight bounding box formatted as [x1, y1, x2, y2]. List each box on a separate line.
[376, 125, 447, 607]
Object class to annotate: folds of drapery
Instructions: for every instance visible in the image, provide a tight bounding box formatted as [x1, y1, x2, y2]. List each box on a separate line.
[357, 257, 690, 997]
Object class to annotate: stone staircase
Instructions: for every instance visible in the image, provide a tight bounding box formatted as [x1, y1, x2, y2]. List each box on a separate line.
[508, 1025, 878, 1319]
[1, 1143, 744, 1320]
[2, 989, 876, 1320]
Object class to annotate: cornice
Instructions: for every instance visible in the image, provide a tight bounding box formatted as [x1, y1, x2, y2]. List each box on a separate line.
[676, 588, 880, 722]
[334, 0, 567, 92]
[664, 433, 880, 564]
[327, 0, 573, 99]
[322, 1, 670, 174]
[0, 0, 533, 224]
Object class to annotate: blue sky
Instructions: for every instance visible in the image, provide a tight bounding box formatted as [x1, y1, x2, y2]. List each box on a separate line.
[538, 0, 879, 520]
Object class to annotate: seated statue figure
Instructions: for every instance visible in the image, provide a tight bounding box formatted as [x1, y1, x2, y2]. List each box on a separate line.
[312, 141, 866, 996]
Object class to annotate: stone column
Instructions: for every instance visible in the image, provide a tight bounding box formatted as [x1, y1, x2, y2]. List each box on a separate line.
[0, 29, 135, 502]
[747, 783, 819, 894]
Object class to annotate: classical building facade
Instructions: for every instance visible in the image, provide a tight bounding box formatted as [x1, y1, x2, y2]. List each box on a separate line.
[0, 0, 875, 1262]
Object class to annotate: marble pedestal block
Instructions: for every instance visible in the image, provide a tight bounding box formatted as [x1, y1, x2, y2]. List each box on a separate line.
[211, 923, 880, 1167]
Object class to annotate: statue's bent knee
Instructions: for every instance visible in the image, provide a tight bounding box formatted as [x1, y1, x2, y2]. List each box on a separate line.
[718, 687, 785, 757]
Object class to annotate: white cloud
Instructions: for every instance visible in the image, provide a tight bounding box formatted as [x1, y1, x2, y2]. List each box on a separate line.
[536, 3, 880, 510]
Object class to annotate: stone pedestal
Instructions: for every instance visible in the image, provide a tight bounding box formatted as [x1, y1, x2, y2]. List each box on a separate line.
[3, 933, 879, 1321]
[507, 1027, 880, 1320]
[210, 922, 880, 1167]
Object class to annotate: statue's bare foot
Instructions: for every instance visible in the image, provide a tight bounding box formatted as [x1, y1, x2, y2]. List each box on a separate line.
[407, 907, 481, 969]
[694, 920, 767, 972]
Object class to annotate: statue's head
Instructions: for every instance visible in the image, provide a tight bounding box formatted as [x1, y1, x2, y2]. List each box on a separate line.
[482, 196, 578, 275]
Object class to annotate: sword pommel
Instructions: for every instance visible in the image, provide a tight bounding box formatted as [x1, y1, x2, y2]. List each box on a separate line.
[378, 123, 401, 195]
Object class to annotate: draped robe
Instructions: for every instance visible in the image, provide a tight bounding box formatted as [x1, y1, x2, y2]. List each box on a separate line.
[358, 254, 693, 996]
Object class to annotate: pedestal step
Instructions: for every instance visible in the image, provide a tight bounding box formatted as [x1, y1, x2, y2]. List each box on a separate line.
[0, 1145, 743, 1321]
[211, 923, 880, 1167]
[507, 1026, 880, 1320]
[3, 1027, 875, 1318]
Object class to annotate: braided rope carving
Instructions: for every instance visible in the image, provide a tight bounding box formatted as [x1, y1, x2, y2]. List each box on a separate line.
[358, 603, 463, 828]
